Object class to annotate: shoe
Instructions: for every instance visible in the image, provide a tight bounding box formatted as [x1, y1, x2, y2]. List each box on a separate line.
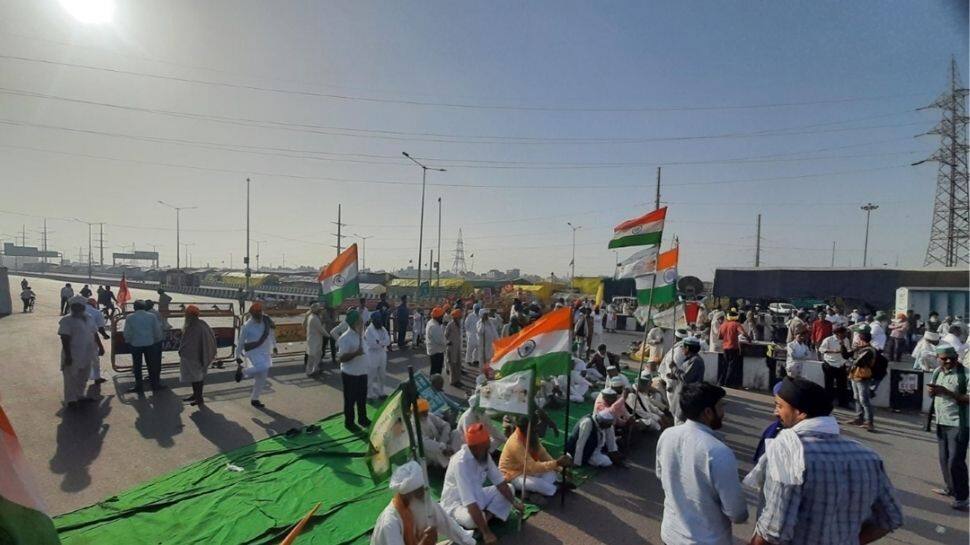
[345, 422, 361, 433]
[235, 366, 243, 383]
[189, 399, 203, 407]
[866, 422, 875, 432]
[250, 400, 265, 408]
[183, 395, 196, 403]
[932, 488, 952, 496]
[952, 500, 969, 511]
[358, 419, 372, 428]
[94, 378, 108, 384]
[846, 418, 863, 426]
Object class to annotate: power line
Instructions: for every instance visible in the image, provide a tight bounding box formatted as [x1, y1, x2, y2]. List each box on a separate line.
[0, 53, 929, 113]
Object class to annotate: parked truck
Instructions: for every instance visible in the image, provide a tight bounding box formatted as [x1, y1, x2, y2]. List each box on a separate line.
[895, 286, 969, 320]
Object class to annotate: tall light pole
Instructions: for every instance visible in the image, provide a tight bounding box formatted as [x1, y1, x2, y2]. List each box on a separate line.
[567, 222, 581, 282]
[158, 200, 197, 269]
[860, 203, 879, 267]
[436, 196, 442, 297]
[352, 233, 373, 270]
[403, 151, 446, 299]
[254, 240, 267, 272]
[72, 218, 101, 281]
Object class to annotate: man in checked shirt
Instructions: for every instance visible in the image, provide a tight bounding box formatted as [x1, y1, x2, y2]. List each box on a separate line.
[747, 378, 903, 545]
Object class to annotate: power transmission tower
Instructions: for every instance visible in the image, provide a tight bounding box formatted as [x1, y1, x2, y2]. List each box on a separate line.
[331, 203, 346, 256]
[451, 229, 467, 275]
[915, 58, 969, 267]
[40, 219, 51, 268]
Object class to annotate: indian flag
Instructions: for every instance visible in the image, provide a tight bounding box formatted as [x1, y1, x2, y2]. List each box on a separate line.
[0, 404, 60, 544]
[317, 244, 359, 307]
[488, 307, 572, 379]
[608, 207, 666, 249]
[635, 247, 679, 306]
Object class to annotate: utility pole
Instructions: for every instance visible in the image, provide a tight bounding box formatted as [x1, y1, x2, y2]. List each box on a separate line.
[331, 204, 347, 256]
[567, 222, 581, 282]
[41, 218, 49, 268]
[98, 223, 105, 266]
[831, 241, 836, 267]
[860, 203, 879, 267]
[915, 58, 969, 267]
[436, 197, 442, 295]
[403, 151, 446, 299]
[655, 166, 662, 209]
[352, 233, 373, 270]
[245, 178, 251, 298]
[754, 214, 762, 267]
[158, 200, 197, 269]
[21, 224, 26, 246]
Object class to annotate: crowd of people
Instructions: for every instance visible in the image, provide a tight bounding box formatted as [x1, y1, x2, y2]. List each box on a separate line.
[43, 282, 967, 543]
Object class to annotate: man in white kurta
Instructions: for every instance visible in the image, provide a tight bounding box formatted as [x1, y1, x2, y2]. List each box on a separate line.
[416, 399, 455, 468]
[440, 424, 521, 542]
[84, 298, 110, 383]
[452, 394, 506, 452]
[235, 302, 276, 408]
[476, 309, 499, 363]
[305, 304, 326, 377]
[463, 306, 481, 365]
[364, 315, 392, 399]
[59, 296, 99, 406]
[371, 461, 474, 545]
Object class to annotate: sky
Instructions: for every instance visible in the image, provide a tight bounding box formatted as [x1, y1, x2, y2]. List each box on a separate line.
[0, 0, 967, 280]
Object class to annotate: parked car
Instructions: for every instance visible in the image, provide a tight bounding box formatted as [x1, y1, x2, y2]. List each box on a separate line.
[768, 302, 796, 315]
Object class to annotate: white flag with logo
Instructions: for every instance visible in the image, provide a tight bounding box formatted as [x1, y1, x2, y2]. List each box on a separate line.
[616, 247, 659, 279]
[478, 369, 533, 416]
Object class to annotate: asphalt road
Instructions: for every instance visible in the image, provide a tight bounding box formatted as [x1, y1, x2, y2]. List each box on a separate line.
[2, 276, 967, 544]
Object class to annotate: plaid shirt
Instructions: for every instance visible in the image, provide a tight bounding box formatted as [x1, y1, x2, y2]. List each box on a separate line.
[756, 432, 903, 544]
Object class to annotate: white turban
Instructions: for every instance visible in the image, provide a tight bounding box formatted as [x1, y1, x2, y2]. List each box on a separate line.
[923, 331, 940, 342]
[600, 387, 617, 396]
[595, 409, 614, 423]
[389, 461, 425, 494]
[609, 377, 625, 389]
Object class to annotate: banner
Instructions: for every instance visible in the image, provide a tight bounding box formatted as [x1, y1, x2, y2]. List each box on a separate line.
[273, 323, 306, 344]
[366, 388, 413, 480]
[478, 369, 533, 416]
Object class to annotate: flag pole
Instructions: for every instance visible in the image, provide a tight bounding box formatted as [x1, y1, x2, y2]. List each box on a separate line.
[561, 327, 574, 507]
[637, 272, 658, 378]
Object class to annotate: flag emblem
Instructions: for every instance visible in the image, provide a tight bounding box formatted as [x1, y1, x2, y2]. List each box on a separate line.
[517, 340, 537, 358]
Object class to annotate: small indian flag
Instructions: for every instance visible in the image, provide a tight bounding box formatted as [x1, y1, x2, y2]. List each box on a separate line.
[608, 207, 666, 249]
[317, 244, 359, 307]
[488, 307, 572, 379]
[0, 404, 60, 544]
[635, 247, 679, 306]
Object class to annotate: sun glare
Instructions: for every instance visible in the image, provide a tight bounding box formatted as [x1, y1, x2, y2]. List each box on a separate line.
[59, 0, 115, 24]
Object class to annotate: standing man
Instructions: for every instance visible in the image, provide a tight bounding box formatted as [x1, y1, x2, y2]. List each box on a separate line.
[123, 300, 164, 394]
[426, 307, 447, 376]
[870, 311, 889, 354]
[718, 311, 745, 388]
[58, 296, 100, 408]
[656, 382, 747, 545]
[364, 312, 391, 399]
[748, 378, 903, 544]
[785, 329, 813, 380]
[79, 284, 93, 298]
[178, 305, 217, 408]
[394, 295, 410, 349]
[304, 303, 326, 377]
[156, 288, 173, 329]
[928, 344, 969, 511]
[818, 326, 851, 408]
[337, 309, 370, 431]
[85, 298, 111, 385]
[849, 331, 878, 431]
[234, 302, 275, 408]
[445, 308, 464, 387]
[60, 283, 75, 315]
[463, 304, 481, 366]
[666, 337, 706, 423]
[811, 311, 833, 350]
[786, 310, 807, 343]
[477, 308, 499, 363]
[102, 285, 118, 318]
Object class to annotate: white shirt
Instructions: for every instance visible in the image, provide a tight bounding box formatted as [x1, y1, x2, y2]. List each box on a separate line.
[363, 324, 391, 357]
[826, 313, 847, 327]
[869, 321, 887, 350]
[942, 333, 968, 359]
[439, 445, 506, 515]
[463, 313, 480, 342]
[337, 329, 368, 376]
[818, 335, 849, 367]
[656, 420, 748, 545]
[238, 318, 275, 369]
[912, 340, 939, 371]
[84, 305, 107, 331]
[785, 341, 813, 376]
[58, 313, 98, 367]
[592, 311, 604, 334]
[425, 320, 447, 355]
[370, 497, 475, 545]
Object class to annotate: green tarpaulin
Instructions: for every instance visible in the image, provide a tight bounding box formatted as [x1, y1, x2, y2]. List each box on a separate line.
[55, 399, 599, 545]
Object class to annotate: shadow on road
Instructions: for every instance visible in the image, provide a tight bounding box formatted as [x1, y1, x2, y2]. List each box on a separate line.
[49, 393, 113, 493]
[189, 406, 256, 453]
[131, 389, 184, 448]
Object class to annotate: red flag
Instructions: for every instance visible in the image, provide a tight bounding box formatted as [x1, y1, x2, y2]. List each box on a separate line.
[117, 274, 131, 311]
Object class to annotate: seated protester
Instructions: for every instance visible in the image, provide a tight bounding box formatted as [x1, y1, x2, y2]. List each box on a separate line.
[627, 372, 669, 431]
[554, 357, 594, 402]
[428, 373, 461, 425]
[785, 329, 813, 379]
[565, 409, 620, 467]
[416, 398, 456, 468]
[745, 378, 903, 545]
[452, 393, 506, 453]
[588, 344, 618, 380]
[371, 461, 475, 545]
[498, 416, 571, 499]
[605, 364, 631, 391]
[440, 424, 523, 543]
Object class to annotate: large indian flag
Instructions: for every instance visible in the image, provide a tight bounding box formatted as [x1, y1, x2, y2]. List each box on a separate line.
[635, 247, 679, 306]
[0, 404, 60, 544]
[608, 206, 666, 249]
[488, 307, 572, 378]
[317, 244, 359, 307]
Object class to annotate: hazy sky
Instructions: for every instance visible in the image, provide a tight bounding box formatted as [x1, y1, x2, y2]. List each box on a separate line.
[0, 1, 967, 279]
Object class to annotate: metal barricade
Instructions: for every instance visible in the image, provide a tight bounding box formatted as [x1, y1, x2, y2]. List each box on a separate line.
[110, 302, 239, 372]
[258, 307, 310, 360]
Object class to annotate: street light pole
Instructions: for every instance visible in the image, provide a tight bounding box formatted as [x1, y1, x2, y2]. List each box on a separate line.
[72, 218, 98, 281]
[436, 196, 442, 298]
[352, 233, 373, 270]
[860, 203, 879, 267]
[158, 200, 197, 269]
[403, 152, 446, 300]
[567, 222, 581, 282]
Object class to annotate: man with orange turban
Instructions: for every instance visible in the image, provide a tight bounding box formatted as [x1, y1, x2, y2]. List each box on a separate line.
[179, 305, 217, 408]
[439, 423, 522, 544]
[416, 398, 455, 468]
